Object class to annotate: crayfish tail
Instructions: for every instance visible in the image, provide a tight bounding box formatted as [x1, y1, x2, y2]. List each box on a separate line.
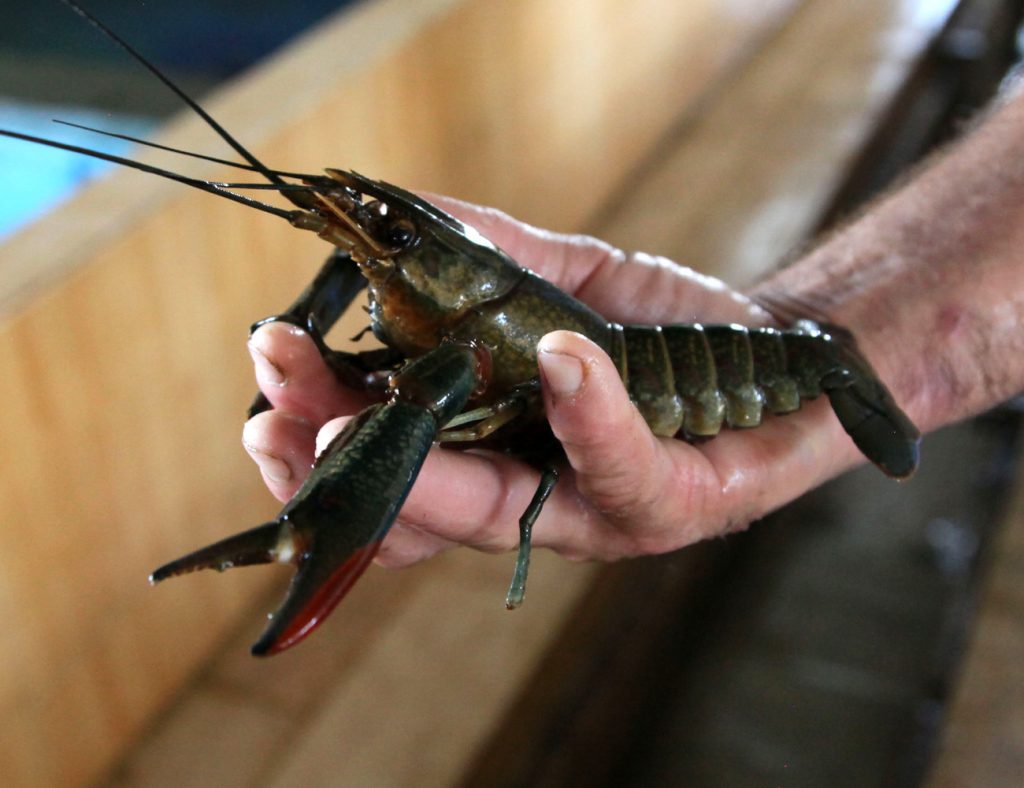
[250, 539, 384, 656]
[826, 381, 921, 479]
[149, 520, 291, 584]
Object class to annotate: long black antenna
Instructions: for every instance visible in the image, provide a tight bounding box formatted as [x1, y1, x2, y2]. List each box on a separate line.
[0, 128, 300, 220]
[53, 120, 315, 180]
[58, 0, 293, 194]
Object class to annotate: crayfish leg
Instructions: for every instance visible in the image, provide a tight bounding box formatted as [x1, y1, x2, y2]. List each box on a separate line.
[505, 465, 559, 609]
[438, 392, 532, 442]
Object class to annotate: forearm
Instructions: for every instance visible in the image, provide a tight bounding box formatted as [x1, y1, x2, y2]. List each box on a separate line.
[752, 86, 1024, 433]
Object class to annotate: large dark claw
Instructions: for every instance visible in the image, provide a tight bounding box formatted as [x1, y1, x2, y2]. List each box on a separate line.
[154, 344, 482, 656]
[152, 401, 438, 655]
[148, 511, 385, 655]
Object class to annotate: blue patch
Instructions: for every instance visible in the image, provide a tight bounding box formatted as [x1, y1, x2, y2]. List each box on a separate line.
[0, 102, 154, 239]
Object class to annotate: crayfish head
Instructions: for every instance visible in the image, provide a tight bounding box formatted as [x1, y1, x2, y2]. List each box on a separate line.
[293, 169, 527, 349]
[333, 171, 523, 298]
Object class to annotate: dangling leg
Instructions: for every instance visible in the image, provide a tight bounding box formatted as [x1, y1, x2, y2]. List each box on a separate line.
[434, 382, 559, 608]
[505, 464, 559, 609]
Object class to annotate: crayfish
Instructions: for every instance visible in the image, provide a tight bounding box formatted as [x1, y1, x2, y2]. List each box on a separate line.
[1, 1, 919, 656]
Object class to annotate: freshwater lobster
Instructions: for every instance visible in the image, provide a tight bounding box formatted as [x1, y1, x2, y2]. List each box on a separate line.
[2, 1, 919, 656]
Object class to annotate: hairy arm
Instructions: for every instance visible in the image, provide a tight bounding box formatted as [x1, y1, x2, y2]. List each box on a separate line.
[753, 85, 1024, 433]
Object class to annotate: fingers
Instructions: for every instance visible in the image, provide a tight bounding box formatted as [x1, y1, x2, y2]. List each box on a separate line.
[536, 330, 727, 552]
[385, 331, 721, 562]
[537, 330, 661, 512]
[375, 440, 611, 558]
[242, 410, 316, 502]
[574, 251, 771, 327]
[426, 194, 626, 293]
[696, 396, 861, 520]
[248, 321, 370, 423]
[532, 330, 861, 552]
[244, 322, 373, 498]
[374, 522, 459, 569]
[387, 445, 537, 552]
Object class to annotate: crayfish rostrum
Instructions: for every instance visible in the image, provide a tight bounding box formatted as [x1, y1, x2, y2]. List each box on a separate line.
[1, 0, 919, 656]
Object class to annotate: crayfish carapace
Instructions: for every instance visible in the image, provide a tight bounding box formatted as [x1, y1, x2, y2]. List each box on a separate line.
[2, 1, 920, 656]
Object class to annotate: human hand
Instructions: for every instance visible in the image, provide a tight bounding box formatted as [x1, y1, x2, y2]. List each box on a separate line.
[242, 197, 867, 568]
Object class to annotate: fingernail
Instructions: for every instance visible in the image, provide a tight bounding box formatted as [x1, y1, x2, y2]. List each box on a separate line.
[248, 342, 285, 386]
[538, 349, 584, 397]
[244, 443, 293, 483]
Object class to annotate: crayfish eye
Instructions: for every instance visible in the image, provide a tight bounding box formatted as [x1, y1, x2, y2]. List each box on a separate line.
[386, 219, 416, 248]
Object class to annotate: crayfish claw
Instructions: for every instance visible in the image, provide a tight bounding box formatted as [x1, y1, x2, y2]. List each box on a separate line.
[250, 538, 383, 656]
[149, 520, 293, 583]
[149, 514, 385, 656]
[154, 344, 481, 656]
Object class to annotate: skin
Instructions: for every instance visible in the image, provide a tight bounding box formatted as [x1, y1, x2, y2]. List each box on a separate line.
[243, 86, 1024, 570]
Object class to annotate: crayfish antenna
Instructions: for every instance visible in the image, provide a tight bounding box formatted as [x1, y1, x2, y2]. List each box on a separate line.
[149, 521, 292, 583]
[59, 2, 280, 184]
[57, 0, 326, 212]
[0, 128, 302, 220]
[51, 119, 315, 180]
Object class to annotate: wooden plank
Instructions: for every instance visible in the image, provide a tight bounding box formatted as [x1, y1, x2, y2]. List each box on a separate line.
[265, 552, 595, 788]
[106, 693, 294, 788]
[104, 551, 597, 788]
[594, 0, 961, 287]
[0, 1, 798, 785]
[927, 450, 1024, 787]
[457, 545, 734, 787]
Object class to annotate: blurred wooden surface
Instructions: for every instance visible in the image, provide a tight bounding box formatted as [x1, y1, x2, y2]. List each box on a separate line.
[928, 445, 1024, 787]
[595, 0, 963, 286]
[0, 0, 973, 786]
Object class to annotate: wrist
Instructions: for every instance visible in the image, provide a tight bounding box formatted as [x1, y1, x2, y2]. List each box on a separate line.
[751, 94, 1024, 434]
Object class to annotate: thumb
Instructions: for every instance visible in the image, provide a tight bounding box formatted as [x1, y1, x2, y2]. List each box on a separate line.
[537, 330, 666, 518]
